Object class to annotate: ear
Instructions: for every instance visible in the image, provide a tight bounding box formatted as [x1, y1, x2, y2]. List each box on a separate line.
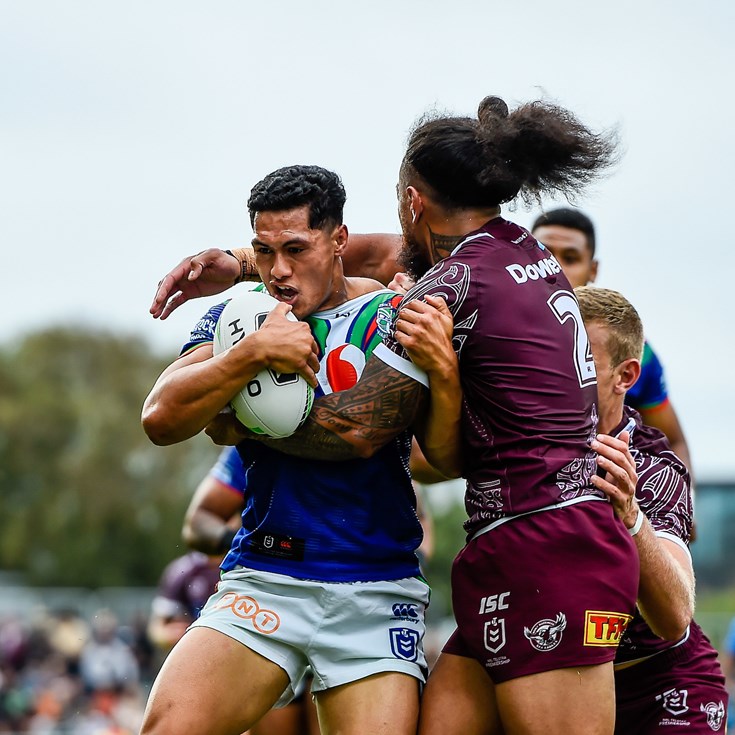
[334, 224, 349, 256]
[588, 259, 599, 283]
[615, 358, 641, 394]
[406, 186, 424, 223]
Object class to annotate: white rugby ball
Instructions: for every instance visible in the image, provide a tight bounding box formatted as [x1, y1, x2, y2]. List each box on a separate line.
[213, 290, 314, 438]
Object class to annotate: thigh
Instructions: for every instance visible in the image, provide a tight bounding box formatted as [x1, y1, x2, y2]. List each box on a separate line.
[316, 671, 419, 735]
[249, 701, 304, 735]
[419, 652, 502, 735]
[495, 662, 615, 735]
[141, 626, 290, 735]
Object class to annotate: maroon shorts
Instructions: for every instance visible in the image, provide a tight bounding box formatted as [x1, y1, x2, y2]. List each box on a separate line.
[447, 499, 639, 683]
[614, 623, 728, 733]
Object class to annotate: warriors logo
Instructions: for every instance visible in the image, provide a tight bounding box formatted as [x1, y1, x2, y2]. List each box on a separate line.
[700, 701, 725, 731]
[523, 612, 567, 651]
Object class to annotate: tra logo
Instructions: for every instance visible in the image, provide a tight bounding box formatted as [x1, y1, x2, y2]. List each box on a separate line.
[483, 617, 506, 653]
[389, 628, 420, 662]
[700, 701, 725, 731]
[523, 612, 567, 651]
[392, 603, 419, 619]
[212, 592, 281, 634]
[655, 688, 689, 716]
[479, 592, 509, 614]
[583, 611, 632, 646]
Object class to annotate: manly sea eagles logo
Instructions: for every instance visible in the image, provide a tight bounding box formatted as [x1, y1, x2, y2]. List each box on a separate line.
[700, 701, 725, 731]
[523, 612, 567, 651]
[389, 628, 419, 662]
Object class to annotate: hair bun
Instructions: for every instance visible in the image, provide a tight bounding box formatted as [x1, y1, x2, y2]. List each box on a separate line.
[477, 96, 509, 125]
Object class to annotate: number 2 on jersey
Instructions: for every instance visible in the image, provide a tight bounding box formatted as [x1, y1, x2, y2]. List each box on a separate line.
[547, 290, 597, 388]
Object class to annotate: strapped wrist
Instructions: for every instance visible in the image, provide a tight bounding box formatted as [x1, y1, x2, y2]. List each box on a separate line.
[628, 508, 645, 537]
[229, 248, 259, 283]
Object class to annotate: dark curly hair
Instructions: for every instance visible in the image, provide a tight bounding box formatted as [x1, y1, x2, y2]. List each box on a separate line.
[248, 165, 346, 230]
[403, 96, 618, 210]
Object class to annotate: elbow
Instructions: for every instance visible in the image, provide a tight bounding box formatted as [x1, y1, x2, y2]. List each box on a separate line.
[650, 607, 694, 642]
[141, 403, 180, 446]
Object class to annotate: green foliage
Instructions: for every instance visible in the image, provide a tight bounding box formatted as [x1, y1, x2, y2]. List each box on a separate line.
[421, 489, 467, 621]
[0, 327, 219, 587]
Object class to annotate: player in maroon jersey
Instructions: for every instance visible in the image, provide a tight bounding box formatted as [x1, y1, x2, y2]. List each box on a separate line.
[419, 287, 727, 735]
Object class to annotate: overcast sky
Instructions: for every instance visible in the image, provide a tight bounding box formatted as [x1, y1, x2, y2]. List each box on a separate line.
[2, 0, 733, 479]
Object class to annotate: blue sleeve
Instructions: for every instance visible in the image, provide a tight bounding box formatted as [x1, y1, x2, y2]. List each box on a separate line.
[723, 617, 735, 654]
[179, 301, 228, 356]
[625, 340, 669, 411]
[209, 446, 247, 496]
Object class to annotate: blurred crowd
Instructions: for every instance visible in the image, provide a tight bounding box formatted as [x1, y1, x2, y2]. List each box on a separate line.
[0, 608, 154, 735]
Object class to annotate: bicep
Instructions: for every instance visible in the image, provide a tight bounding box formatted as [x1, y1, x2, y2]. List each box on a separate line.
[658, 536, 694, 588]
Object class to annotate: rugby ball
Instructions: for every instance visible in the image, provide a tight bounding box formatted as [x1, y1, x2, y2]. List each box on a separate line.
[213, 290, 314, 438]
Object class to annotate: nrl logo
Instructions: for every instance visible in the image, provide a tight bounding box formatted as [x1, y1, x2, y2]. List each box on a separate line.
[523, 612, 567, 651]
[484, 618, 506, 653]
[700, 701, 725, 731]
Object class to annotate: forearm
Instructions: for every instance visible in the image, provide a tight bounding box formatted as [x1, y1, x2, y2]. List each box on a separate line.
[415, 363, 463, 479]
[257, 357, 425, 460]
[143, 346, 265, 445]
[182, 510, 234, 554]
[635, 518, 694, 640]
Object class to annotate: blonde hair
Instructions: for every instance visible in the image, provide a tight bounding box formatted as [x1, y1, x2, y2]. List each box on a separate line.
[575, 286, 644, 366]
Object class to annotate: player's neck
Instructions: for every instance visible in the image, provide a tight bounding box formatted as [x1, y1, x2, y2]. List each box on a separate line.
[599, 401, 625, 435]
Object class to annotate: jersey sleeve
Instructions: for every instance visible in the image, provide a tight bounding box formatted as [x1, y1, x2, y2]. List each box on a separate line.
[209, 446, 247, 497]
[634, 451, 693, 550]
[372, 259, 468, 387]
[625, 341, 669, 411]
[179, 301, 228, 356]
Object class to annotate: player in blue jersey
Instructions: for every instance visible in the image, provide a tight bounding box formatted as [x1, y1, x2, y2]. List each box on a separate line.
[181, 446, 321, 735]
[531, 208, 692, 474]
[141, 165, 459, 735]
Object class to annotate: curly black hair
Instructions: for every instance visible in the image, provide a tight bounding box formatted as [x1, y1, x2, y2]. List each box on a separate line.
[248, 165, 346, 231]
[403, 96, 618, 211]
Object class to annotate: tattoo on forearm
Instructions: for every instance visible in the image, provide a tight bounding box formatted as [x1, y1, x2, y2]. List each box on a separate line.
[427, 226, 463, 263]
[259, 359, 428, 460]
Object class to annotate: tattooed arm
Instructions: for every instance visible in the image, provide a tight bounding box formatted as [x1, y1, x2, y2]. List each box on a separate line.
[252, 356, 428, 460]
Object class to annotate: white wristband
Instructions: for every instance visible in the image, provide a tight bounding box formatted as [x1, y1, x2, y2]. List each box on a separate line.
[628, 509, 644, 537]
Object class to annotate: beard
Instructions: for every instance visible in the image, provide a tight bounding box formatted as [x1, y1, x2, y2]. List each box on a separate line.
[397, 213, 433, 280]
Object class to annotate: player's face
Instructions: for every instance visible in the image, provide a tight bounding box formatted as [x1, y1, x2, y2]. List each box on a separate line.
[585, 320, 617, 425]
[532, 225, 598, 288]
[252, 206, 347, 319]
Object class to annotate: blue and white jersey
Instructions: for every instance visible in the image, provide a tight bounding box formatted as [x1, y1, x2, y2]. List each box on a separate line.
[182, 289, 422, 583]
[209, 446, 247, 497]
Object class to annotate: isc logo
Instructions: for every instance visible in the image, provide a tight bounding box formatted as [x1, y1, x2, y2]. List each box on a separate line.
[583, 611, 633, 646]
[479, 592, 510, 614]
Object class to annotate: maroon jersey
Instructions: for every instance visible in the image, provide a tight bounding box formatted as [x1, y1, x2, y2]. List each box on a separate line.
[375, 217, 600, 535]
[151, 551, 221, 622]
[615, 407, 693, 665]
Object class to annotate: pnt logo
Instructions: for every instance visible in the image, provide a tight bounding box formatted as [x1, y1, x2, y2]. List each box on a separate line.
[479, 592, 510, 614]
[212, 592, 281, 634]
[655, 688, 689, 716]
[583, 611, 633, 646]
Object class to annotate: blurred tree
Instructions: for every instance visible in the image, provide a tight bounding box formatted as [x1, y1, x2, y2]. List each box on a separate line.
[0, 327, 219, 587]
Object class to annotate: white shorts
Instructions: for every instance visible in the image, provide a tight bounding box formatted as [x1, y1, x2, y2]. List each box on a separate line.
[189, 567, 430, 706]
